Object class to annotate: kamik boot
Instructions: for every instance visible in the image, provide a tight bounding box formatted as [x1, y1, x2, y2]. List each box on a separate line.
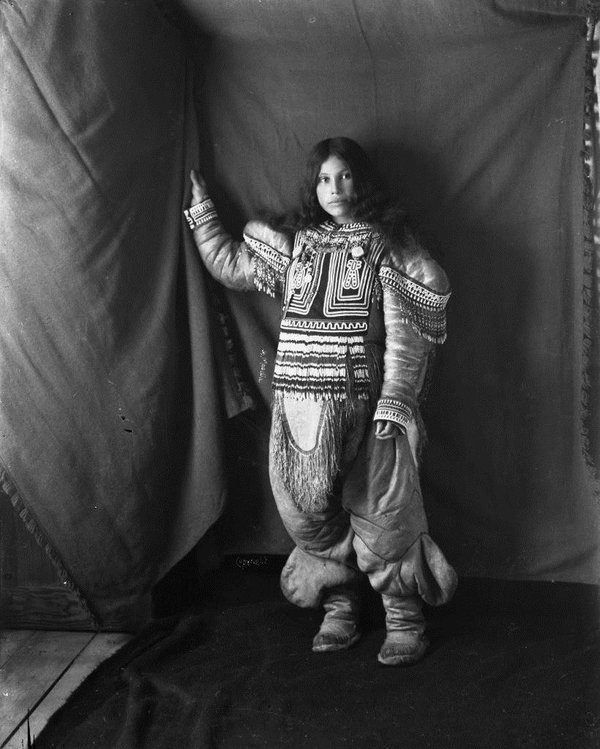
[312, 585, 361, 652]
[378, 594, 429, 666]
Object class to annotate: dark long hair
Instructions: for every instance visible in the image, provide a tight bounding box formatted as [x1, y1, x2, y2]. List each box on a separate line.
[260, 137, 433, 251]
[296, 137, 408, 237]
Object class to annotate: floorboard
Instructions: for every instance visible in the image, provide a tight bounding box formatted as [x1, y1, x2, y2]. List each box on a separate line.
[0, 630, 130, 748]
[0, 632, 36, 670]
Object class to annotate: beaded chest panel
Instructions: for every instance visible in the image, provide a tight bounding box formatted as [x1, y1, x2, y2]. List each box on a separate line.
[273, 222, 384, 400]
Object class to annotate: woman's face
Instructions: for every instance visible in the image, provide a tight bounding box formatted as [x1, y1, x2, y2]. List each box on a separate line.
[315, 155, 356, 224]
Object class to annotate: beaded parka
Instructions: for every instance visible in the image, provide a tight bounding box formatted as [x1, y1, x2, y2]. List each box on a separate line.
[186, 198, 451, 511]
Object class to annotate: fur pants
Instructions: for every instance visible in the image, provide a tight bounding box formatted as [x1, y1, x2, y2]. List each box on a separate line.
[269, 398, 457, 608]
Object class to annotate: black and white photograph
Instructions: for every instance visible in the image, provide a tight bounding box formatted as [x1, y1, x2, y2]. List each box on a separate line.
[1, 1, 599, 747]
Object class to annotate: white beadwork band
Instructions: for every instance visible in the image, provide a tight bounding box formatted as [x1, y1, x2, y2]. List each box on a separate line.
[184, 198, 217, 230]
[373, 398, 412, 428]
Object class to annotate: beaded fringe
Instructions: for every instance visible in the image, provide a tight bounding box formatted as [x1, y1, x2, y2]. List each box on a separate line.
[252, 255, 282, 298]
[270, 346, 382, 513]
[273, 333, 374, 400]
[271, 394, 352, 512]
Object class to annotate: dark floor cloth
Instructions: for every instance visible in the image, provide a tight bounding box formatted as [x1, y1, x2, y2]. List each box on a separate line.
[36, 560, 600, 749]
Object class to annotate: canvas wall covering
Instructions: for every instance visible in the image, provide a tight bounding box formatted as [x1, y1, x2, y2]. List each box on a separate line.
[0, 0, 598, 626]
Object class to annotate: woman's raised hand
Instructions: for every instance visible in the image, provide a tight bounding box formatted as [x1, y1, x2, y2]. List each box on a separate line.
[190, 169, 209, 204]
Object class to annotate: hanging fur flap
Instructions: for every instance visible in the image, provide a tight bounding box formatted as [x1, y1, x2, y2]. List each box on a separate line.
[270, 394, 350, 512]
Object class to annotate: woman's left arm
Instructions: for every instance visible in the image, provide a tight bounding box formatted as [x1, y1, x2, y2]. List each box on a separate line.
[374, 242, 450, 440]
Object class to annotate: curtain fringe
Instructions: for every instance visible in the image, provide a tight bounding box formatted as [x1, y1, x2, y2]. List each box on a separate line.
[0, 466, 100, 629]
[582, 6, 600, 502]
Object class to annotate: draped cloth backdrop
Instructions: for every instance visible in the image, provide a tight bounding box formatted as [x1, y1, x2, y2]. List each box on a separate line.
[0, 0, 598, 628]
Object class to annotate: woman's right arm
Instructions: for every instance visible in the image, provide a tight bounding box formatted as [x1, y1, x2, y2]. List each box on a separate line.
[185, 170, 292, 295]
[184, 170, 255, 292]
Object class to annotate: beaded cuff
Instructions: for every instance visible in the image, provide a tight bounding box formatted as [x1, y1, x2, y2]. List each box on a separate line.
[373, 398, 412, 428]
[184, 198, 218, 231]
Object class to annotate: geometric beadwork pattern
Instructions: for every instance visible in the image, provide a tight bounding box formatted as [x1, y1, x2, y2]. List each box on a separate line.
[272, 330, 371, 400]
[322, 252, 375, 318]
[285, 253, 324, 315]
[292, 221, 375, 256]
[244, 233, 290, 278]
[379, 265, 450, 343]
[373, 397, 413, 427]
[284, 222, 384, 322]
[244, 231, 290, 297]
[184, 198, 218, 230]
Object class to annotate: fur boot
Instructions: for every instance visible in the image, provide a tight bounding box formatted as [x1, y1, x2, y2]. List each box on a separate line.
[312, 585, 361, 653]
[378, 594, 429, 666]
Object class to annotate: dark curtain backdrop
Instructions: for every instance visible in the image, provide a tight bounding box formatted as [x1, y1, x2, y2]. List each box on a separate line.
[180, 0, 600, 581]
[0, 0, 598, 627]
[0, 1, 246, 628]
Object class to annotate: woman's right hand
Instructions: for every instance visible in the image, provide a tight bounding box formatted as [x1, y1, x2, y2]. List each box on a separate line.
[190, 169, 209, 204]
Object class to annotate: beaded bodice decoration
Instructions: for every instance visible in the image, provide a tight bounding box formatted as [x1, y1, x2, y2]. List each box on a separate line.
[272, 222, 385, 401]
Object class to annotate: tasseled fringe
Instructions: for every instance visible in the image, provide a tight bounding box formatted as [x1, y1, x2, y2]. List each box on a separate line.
[271, 394, 354, 512]
[379, 266, 449, 343]
[270, 344, 382, 513]
[0, 467, 100, 628]
[582, 7, 600, 501]
[252, 255, 282, 298]
[394, 311, 447, 345]
[397, 298, 448, 344]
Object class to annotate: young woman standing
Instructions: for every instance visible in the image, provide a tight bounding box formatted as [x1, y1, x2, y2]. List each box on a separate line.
[185, 137, 457, 665]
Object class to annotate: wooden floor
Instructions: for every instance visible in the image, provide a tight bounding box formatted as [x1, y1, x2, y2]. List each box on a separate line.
[0, 629, 131, 748]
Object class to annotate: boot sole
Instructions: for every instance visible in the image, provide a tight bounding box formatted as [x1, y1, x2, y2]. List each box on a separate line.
[377, 636, 429, 666]
[312, 631, 361, 653]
